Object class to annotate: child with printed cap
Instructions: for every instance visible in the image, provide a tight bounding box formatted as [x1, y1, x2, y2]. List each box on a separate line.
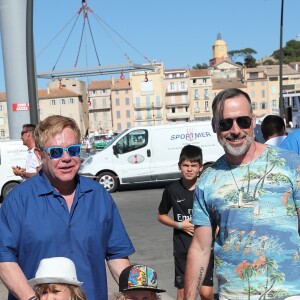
[28, 257, 86, 300]
[113, 264, 166, 300]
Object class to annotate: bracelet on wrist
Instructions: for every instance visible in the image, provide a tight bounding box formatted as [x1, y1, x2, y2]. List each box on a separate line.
[178, 222, 182, 230]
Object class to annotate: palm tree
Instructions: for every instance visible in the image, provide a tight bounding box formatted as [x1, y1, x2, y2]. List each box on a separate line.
[242, 266, 257, 300]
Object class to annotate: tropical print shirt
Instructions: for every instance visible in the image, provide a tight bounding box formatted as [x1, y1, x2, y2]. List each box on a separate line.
[193, 146, 300, 300]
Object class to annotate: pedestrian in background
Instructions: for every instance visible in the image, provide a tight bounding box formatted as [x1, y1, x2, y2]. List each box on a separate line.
[28, 257, 86, 300]
[113, 264, 165, 300]
[261, 114, 287, 146]
[158, 145, 213, 300]
[280, 126, 300, 155]
[0, 115, 134, 300]
[184, 88, 300, 299]
[12, 124, 41, 179]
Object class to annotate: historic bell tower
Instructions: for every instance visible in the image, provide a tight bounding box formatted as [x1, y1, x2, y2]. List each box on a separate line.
[209, 33, 230, 66]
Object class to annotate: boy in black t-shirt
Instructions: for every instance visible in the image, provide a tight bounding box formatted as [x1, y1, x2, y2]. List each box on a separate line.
[157, 145, 213, 300]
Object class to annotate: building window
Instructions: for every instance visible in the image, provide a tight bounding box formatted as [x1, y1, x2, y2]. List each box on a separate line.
[102, 98, 107, 107]
[116, 111, 121, 119]
[204, 101, 209, 111]
[0, 130, 4, 137]
[193, 79, 196, 84]
[0, 105, 3, 111]
[204, 89, 209, 99]
[51, 100, 56, 105]
[251, 102, 257, 110]
[251, 82, 255, 87]
[251, 90, 255, 97]
[135, 97, 140, 108]
[194, 89, 199, 99]
[117, 123, 121, 131]
[195, 102, 199, 113]
[116, 98, 120, 106]
[203, 78, 207, 84]
[125, 98, 130, 105]
[171, 107, 176, 113]
[261, 81, 265, 86]
[102, 89, 106, 94]
[126, 110, 130, 118]
[69, 98, 74, 104]
[136, 110, 142, 120]
[0, 117, 4, 125]
[260, 101, 267, 110]
[170, 82, 175, 91]
[92, 90, 96, 95]
[272, 99, 277, 108]
[261, 90, 265, 97]
[115, 90, 119, 95]
[269, 77, 278, 81]
[249, 72, 258, 79]
[61, 99, 66, 105]
[180, 82, 185, 90]
[127, 122, 131, 128]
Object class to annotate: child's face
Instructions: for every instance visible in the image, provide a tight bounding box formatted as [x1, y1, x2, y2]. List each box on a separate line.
[179, 160, 202, 181]
[123, 290, 157, 300]
[38, 283, 71, 300]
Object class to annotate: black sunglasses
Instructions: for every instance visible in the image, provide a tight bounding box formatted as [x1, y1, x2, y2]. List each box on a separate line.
[21, 131, 29, 136]
[41, 144, 82, 159]
[218, 116, 252, 132]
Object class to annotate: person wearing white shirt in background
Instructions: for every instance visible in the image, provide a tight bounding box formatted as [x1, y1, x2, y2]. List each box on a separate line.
[12, 124, 41, 179]
[261, 114, 287, 146]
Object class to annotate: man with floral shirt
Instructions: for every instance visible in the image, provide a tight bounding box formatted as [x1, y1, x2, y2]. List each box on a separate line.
[184, 88, 300, 300]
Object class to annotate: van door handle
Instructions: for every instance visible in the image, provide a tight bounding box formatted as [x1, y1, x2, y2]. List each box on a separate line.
[147, 149, 151, 157]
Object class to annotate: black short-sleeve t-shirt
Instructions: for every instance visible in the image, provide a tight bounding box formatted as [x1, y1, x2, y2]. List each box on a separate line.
[158, 179, 194, 258]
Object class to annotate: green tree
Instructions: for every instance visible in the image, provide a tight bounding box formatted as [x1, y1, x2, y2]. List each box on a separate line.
[192, 63, 208, 69]
[273, 39, 300, 63]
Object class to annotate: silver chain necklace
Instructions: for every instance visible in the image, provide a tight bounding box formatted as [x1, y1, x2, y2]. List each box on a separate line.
[227, 144, 256, 208]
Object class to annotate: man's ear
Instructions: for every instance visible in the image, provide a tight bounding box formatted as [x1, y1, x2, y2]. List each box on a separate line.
[211, 118, 217, 133]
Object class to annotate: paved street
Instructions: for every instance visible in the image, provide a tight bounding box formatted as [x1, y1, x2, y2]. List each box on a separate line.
[0, 182, 215, 299]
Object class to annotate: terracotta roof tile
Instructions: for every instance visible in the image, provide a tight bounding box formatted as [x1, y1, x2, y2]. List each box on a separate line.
[38, 88, 80, 99]
[111, 78, 131, 90]
[88, 80, 111, 91]
[189, 69, 209, 77]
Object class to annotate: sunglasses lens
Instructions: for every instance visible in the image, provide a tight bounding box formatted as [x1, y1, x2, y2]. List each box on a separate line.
[218, 116, 252, 131]
[218, 119, 233, 131]
[237, 117, 252, 129]
[68, 145, 81, 157]
[50, 147, 64, 159]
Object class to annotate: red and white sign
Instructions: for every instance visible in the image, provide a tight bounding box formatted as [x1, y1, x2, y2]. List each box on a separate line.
[12, 102, 29, 111]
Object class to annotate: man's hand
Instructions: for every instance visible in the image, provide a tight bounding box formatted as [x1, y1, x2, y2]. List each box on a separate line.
[12, 166, 25, 177]
[181, 218, 194, 236]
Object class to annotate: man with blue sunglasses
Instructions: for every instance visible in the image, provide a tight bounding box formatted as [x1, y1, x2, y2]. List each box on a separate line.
[0, 115, 135, 300]
[184, 88, 300, 300]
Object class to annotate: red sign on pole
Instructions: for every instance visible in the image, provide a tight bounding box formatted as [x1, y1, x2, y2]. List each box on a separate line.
[12, 102, 29, 111]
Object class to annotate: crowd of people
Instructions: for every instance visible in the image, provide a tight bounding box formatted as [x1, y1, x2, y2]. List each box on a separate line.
[0, 88, 299, 300]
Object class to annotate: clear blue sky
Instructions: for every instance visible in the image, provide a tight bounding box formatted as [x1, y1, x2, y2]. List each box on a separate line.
[0, 0, 300, 91]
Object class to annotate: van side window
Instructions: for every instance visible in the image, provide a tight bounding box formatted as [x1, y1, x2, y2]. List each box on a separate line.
[116, 130, 148, 154]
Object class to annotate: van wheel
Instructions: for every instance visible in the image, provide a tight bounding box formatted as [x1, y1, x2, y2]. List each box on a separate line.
[2, 182, 20, 199]
[98, 172, 119, 193]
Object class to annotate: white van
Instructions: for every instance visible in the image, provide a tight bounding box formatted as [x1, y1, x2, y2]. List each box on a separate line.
[0, 140, 28, 201]
[80, 122, 224, 192]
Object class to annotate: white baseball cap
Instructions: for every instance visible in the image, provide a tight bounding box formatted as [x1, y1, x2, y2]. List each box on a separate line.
[28, 257, 83, 287]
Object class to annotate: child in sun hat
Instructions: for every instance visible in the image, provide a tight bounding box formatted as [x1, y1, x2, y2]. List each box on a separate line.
[113, 264, 166, 300]
[28, 257, 86, 300]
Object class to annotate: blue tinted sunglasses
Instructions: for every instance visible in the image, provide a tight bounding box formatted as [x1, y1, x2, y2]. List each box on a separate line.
[41, 144, 82, 159]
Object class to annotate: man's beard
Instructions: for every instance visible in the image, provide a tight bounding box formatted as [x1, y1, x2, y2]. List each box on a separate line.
[218, 134, 254, 156]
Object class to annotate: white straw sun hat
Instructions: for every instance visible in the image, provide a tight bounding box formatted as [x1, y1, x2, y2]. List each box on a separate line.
[28, 257, 83, 287]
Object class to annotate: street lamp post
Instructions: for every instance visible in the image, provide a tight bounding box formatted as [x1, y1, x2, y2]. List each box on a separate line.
[279, 0, 285, 118]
